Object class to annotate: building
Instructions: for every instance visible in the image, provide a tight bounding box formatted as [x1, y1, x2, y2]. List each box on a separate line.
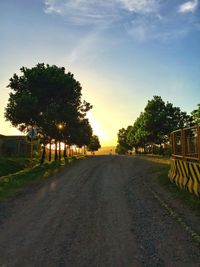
[0, 134, 35, 157]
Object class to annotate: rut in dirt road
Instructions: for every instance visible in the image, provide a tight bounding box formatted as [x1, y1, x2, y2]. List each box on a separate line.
[0, 156, 200, 267]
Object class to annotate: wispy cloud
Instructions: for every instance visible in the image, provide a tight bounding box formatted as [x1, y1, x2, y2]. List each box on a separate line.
[44, 0, 159, 23]
[43, 0, 200, 42]
[178, 0, 198, 13]
[44, 0, 120, 24]
[66, 27, 105, 65]
[119, 0, 159, 13]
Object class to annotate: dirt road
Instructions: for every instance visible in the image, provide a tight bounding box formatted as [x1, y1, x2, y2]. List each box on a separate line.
[0, 156, 200, 267]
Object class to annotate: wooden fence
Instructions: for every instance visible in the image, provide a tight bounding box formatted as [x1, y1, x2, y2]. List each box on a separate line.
[171, 126, 200, 163]
[169, 126, 200, 196]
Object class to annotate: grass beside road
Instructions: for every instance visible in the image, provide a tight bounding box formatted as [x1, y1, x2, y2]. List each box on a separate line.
[0, 157, 78, 201]
[139, 155, 200, 213]
[0, 157, 30, 177]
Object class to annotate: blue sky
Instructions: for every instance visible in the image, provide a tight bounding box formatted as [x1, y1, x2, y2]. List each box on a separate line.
[0, 0, 200, 146]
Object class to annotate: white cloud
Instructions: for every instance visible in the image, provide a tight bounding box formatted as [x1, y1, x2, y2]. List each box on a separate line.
[125, 15, 191, 42]
[67, 27, 105, 64]
[44, 0, 159, 19]
[44, 0, 63, 14]
[119, 0, 159, 13]
[43, 0, 200, 42]
[44, 0, 122, 25]
[178, 0, 198, 13]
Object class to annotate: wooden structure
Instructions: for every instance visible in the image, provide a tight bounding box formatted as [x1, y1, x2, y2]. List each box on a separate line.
[169, 126, 200, 196]
[0, 135, 39, 157]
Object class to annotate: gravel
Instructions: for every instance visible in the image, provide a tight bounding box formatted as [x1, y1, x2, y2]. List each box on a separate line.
[0, 156, 200, 267]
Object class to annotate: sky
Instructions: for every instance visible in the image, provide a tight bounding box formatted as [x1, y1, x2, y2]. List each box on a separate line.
[0, 0, 200, 146]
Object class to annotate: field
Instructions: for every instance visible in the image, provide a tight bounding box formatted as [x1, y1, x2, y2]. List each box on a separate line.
[88, 146, 116, 155]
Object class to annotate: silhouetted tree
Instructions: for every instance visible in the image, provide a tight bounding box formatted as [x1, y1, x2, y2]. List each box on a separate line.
[116, 96, 192, 155]
[87, 135, 101, 154]
[5, 63, 92, 162]
[116, 127, 132, 154]
[191, 104, 200, 125]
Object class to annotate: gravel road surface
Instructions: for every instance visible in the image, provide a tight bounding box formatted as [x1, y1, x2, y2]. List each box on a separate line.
[0, 156, 200, 267]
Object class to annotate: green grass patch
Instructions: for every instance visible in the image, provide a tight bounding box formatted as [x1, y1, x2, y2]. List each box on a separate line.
[143, 156, 200, 213]
[136, 154, 170, 164]
[0, 157, 32, 177]
[157, 165, 200, 212]
[0, 157, 77, 201]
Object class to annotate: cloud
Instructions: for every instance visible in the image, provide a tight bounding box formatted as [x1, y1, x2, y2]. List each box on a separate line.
[66, 27, 105, 64]
[44, 0, 159, 22]
[44, 0, 121, 25]
[178, 0, 198, 13]
[43, 0, 200, 42]
[119, 0, 159, 13]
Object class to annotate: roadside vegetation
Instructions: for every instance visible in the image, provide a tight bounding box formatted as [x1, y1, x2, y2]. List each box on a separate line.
[116, 96, 199, 156]
[4, 63, 101, 163]
[0, 156, 80, 201]
[141, 155, 200, 213]
[0, 157, 30, 177]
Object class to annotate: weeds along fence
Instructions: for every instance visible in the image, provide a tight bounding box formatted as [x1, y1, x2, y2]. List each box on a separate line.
[169, 126, 200, 196]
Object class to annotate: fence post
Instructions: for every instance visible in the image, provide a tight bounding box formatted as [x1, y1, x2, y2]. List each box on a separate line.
[172, 132, 176, 157]
[197, 126, 200, 163]
[181, 129, 185, 161]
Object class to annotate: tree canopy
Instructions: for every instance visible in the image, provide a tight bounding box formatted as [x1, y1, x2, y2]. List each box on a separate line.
[87, 135, 101, 153]
[116, 96, 193, 155]
[5, 63, 94, 151]
[191, 104, 200, 125]
[115, 127, 132, 154]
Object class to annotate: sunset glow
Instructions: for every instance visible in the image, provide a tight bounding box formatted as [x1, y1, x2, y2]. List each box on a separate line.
[0, 1, 200, 146]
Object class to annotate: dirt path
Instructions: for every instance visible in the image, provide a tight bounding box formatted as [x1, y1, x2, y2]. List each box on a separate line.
[0, 156, 200, 267]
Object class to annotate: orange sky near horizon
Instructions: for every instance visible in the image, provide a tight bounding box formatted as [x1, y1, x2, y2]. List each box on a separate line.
[1, 0, 200, 147]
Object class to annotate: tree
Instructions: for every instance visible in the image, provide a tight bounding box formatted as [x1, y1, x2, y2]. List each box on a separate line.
[5, 63, 92, 162]
[115, 144, 128, 155]
[144, 96, 167, 144]
[66, 119, 93, 148]
[144, 96, 192, 145]
[164, 102, 192, 133]
[115, 127, 132, 154]
[127, 113, 148, 151]
[191, 104, 200, 125]
[117, 96, 192, 155]
[87, 135, 101, 154]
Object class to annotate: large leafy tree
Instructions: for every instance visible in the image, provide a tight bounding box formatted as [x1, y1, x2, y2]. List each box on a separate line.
[87, 135, 101, 153]
[66, 118, 93, 148]
[116, 96, 192, 154]
[116, 127, 132, 154]
[144, 96, 166, 144]
[143, 96, 192, 144]
[127, 112, 148, 150]
[164, 102, 192, 133]
[191, 104, 200, 125]
[5, 63, 93, 161]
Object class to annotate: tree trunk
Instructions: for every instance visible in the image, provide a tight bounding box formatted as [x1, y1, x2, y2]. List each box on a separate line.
[40, 145, 46, 164]
[54, 141, 58, 161]
[59, 141, 61, 160]
[71, 147, 73, 157]
[63, 143, 67, 158]
[159, 144, 164, 155]
[48, 141, 52, 162]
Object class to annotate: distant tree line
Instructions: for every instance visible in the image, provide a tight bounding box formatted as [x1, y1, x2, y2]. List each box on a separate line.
[116, 96, 200, 155]
[5, 63, 101, 163]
